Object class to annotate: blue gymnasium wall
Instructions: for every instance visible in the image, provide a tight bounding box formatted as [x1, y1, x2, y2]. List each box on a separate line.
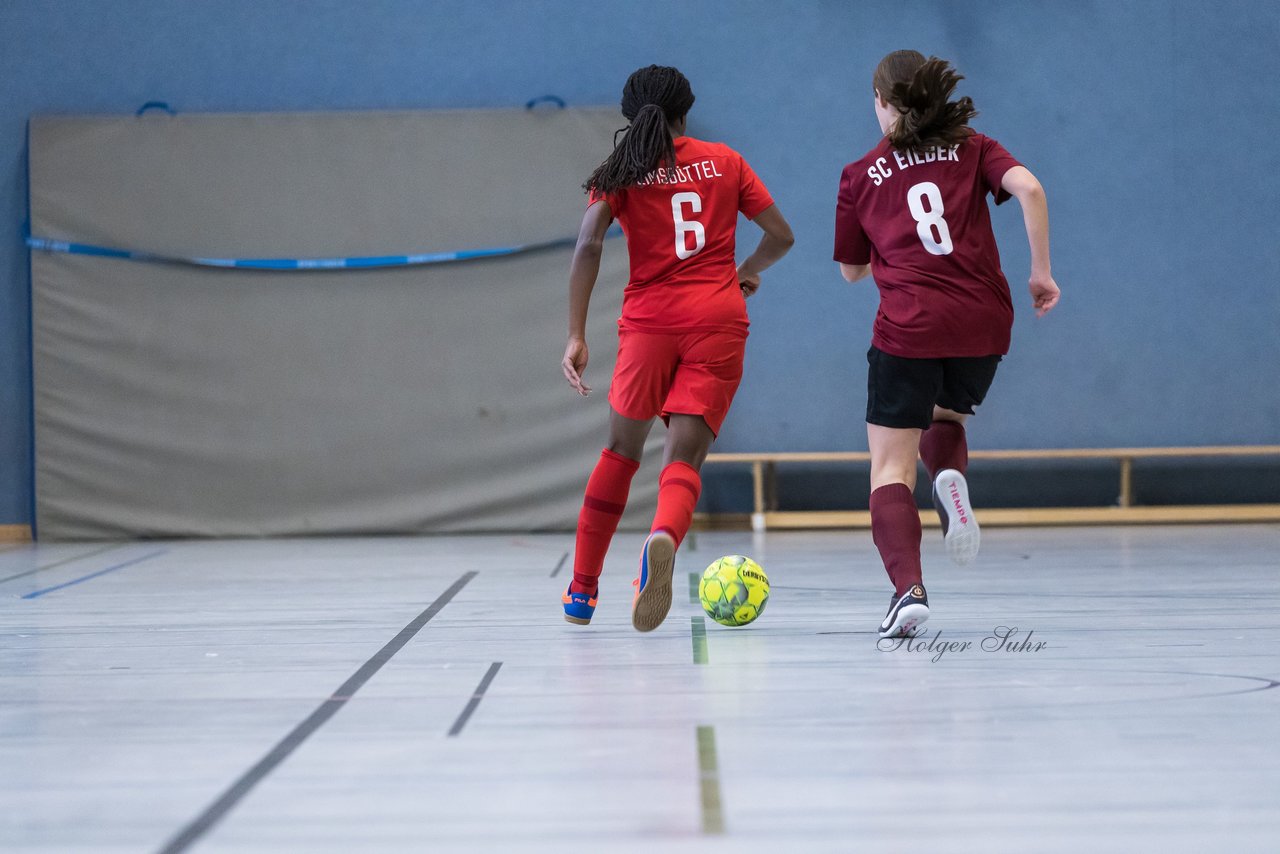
[2, 0, 1278, 527]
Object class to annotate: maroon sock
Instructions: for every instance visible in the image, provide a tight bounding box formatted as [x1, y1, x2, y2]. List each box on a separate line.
[571, 449, 640, 594]
[651, 461, 701, 547]
[870, 483, 922, 596]
[919, 420, 968, 480]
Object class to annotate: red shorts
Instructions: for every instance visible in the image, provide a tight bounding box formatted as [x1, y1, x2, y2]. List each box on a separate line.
[608, 328, 746, 436]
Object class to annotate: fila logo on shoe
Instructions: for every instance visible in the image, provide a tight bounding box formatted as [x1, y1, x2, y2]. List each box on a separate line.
[948, 482, 968, 524]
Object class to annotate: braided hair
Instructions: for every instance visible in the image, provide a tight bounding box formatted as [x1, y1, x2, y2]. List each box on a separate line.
[584, 65, 696, 195]
[873, 50, 977, 151]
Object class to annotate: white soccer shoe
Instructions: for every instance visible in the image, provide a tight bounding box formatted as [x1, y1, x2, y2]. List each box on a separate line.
[932, 468, 980, 566]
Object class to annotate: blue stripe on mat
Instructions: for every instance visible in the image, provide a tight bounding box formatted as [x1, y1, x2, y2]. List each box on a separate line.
[21, 549, 167, 599]
[26, 229, 619, 271]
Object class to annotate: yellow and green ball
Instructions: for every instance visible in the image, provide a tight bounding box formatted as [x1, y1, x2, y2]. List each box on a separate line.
[698, 555, 769, 627]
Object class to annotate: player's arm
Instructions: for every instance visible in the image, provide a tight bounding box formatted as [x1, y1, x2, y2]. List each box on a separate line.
[839, 262, 871, 283]
[1001, 165, 1060, 318]
[563, 199, 613, 396]
[833, 169, 871, 284]
[737, 204, 795, 297]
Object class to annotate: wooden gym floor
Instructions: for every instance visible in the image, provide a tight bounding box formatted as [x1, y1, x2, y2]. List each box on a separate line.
[2, 525, 1277, 852]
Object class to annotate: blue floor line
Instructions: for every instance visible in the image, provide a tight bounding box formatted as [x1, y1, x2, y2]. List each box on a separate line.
[21, 549, 168, 599]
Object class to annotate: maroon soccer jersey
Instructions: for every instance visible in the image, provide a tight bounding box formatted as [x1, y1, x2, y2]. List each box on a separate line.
[834, 133, 1022, 358]
[591, 136, 774, 336]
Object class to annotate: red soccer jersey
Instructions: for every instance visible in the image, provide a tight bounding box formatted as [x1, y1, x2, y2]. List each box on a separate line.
[834, 133, 1022, 358]
[592, 136, 774, 335]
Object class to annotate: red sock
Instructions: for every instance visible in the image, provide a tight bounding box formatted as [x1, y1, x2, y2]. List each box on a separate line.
[870, 483, 922, 596]
[919, 420, 967, 479]
[650, 461, 701, 547]
[571, 449, 640, 594]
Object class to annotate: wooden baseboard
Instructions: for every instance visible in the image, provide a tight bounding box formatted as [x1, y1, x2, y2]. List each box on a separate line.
[0, 525, 33, 542]
[705, 445, 1280, 464]
[694, 504, 1280, 531]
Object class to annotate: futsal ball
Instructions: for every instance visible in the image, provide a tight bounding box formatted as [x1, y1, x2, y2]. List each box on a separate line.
[699, 555, 769, 627]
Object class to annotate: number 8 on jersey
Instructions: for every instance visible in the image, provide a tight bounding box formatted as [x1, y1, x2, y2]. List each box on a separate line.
[906, 181, 953, 256]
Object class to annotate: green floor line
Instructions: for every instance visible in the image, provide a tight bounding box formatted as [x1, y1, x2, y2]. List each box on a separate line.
[697, 725, 725, 834]
[691, 616, 708, 665]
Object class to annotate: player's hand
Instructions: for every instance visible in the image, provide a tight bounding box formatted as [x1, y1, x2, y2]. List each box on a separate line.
[1029, 273, 1060, 318]
[561, 337, 591, 396]
[738, 265, 761, 298]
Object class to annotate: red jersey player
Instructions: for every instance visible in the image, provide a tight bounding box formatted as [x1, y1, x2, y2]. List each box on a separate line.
[561, 65, 794, 631]
[834, 51, 1060, 639]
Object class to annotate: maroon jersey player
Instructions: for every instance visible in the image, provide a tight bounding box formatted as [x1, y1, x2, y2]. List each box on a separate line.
[833, 50, 1060, 639]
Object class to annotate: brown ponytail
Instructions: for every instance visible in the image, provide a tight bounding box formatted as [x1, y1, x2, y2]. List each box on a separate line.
[873, 50, 977, 151]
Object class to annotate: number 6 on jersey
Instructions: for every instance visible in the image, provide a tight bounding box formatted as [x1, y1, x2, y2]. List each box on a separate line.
[671, 191, 706, 260]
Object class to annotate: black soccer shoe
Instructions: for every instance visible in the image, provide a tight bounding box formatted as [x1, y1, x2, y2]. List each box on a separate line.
[879, 584, 930, 639]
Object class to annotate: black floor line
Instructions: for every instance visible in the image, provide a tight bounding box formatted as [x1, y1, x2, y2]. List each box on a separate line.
[447, 662, 503, 736]
[154, 571, 477, 854]
[549, 551, 569, 578]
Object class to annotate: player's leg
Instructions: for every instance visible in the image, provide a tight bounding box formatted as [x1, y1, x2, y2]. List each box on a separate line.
[563, 410, 653, 624]
[631, 414, 714, 632]
[919, 405, 969, 480]
[869, 424, 929, 637]
[866, 346, 938, 638]
[653, 413, 715, 545]
[573, 409, 653, 581]
[632, 331, 743, 632]
[564, 332, 672, 625]
[925, 356, 1001, 566]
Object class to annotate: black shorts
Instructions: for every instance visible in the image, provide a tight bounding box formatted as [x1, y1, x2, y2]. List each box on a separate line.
[866, 346, 1002, 430]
